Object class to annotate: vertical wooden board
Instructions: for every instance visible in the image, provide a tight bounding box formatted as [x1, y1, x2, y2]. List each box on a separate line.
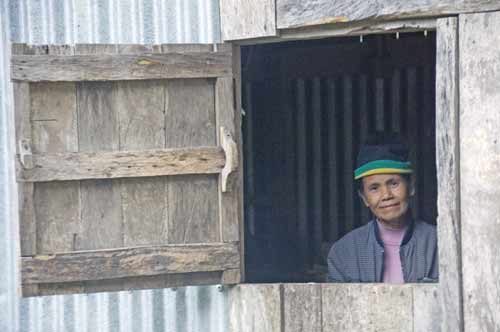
[30, 82, 78, 154]
[229, 284, 281, 332]
[76, 81, 122, 250]
[358, 75, 371, 225]
[34, 182, 80, 253]
[165, 79, 219, 244]
[343, 76, 355, 232]
[244, 82, 256, 237]
[233, 45, 245, 281]
[311, 77, 323, 264]
[115, 80, 167, 247]
[14, 82, 36, 257]
[436, 17, 463, 332]
[406, 67, 419, 217]
[459, 12, 500, 332]
[413, 285, 443, 332]
[295, 79, 309, 267]
[216, 77, 240, 242]
[283, 284, 321, 332]
[327, 78, 339, 241]
[375, 78, 385, 132]
[322, 284, 413, 332]
[30, 52, 80, 254]
[220, 0, 277, 41]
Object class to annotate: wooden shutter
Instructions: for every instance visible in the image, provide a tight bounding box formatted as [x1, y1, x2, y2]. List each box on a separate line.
[12, 43, 242, 296]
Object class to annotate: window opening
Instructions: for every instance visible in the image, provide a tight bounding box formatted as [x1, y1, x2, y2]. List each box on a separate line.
[241, 32, 437, 283]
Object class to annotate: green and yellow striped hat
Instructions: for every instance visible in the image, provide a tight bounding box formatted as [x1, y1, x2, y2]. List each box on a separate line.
[354, 135, 413, 180]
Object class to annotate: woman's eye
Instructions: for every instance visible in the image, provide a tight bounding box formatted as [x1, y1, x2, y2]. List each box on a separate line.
[389, 181, 399, 188]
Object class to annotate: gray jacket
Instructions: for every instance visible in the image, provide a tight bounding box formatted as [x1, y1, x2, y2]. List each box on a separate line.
[327, 219, 438, 283]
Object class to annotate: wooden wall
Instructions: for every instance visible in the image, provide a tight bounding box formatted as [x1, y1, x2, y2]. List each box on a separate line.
[230, 283, 441, 332]
[242, 33, 436, 282]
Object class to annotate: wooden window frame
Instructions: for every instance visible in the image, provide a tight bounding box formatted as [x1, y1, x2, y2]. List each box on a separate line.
[231, 16, 462, 332]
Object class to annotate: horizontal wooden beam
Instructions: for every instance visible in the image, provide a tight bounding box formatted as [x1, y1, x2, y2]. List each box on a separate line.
[22, 242, 240, 284]
[11, 51, 232, 82]
[17, 147, 226, 182]
[277, 0, 500, 30]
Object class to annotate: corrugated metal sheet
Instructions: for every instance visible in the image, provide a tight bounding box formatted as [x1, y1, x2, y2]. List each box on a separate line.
[0, 1, 227, 331]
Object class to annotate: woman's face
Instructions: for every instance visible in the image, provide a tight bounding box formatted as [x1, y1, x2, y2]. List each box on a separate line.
[360, 173, 411, 227]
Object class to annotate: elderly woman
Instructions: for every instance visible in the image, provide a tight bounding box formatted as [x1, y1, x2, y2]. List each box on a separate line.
[327, 133, 438, 283]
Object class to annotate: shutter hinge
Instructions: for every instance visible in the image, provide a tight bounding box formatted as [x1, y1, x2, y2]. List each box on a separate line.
[220, 127, 238, 192]
[18, 139, 33, 169]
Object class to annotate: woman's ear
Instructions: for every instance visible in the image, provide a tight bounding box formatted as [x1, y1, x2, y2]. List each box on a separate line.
[409, 176, 416, 196]
[358, 190, 370, 207]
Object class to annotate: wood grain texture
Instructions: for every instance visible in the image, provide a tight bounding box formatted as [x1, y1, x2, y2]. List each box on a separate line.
[22, 243, 239, 284]
[435, 17, 463, 332]
[12, 52, 232, 81]
[17, 147, 225, 182]
[279, 18, 436, 41]
[76, 79, 122, 251]
[229, 284, 281, 332]
[459, 12, 500, 332]
[30, 46, 80, 257]
[413, 285, 443, 332]
[220, 0, 277, 41]
[284, 284, 321, 332]
[232, 45, 245, 282]
[322, 284, 413, 331]
[115, 78, 167, 290]
[13, 82, 36, 257]
[276, 0, 500, 29]
[165, 79, 220, 244]
[216, 77, 240, 242]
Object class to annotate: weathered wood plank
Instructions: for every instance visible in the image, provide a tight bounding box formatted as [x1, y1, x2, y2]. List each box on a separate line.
[165, 79, 220, 244]
[116, 80, 167, 248]
[435, 17, 463, 332]
[279, 18, 436, 41]
[277, 0, 500, 29]
[284, 284, 321, 332]
[12, 52, 233, 81]
[30, 46, 80, 257]
[413, 285, 443, 332]
[22, 243, 240, 284]
[216, 77, 240, 243]
[17, 147, 226, 182]
[115, 76, 167, 290]
[459, 12, 500, 332]
[13, 82, 36, 257]
[76, 80, 122, 251]
[229, 284, 281, 332]
[232, 44, 245, 282]
[322, 284, 413, 331]
[220, 0, 277, 41]
[359, 75, 371, 225]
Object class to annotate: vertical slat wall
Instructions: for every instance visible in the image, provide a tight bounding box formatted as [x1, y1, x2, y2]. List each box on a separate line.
[242, 33, 436, 281]
[290, 67, 436, 242]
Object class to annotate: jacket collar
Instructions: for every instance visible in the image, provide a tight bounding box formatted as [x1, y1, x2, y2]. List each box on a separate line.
[373, 214, 415, 247]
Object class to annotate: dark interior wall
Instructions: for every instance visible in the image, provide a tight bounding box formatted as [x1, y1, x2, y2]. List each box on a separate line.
[242, 33, 436, 282]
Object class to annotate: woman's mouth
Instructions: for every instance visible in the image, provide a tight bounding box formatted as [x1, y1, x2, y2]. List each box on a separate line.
[380, 203, 400, 209]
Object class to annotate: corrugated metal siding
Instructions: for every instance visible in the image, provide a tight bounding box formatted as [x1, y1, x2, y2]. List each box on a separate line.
[8, 0, 220, 44]
[0, 1, 227, 331]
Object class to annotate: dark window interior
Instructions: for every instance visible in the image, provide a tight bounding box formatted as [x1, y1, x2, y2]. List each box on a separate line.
[241, 32, 437, 283]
